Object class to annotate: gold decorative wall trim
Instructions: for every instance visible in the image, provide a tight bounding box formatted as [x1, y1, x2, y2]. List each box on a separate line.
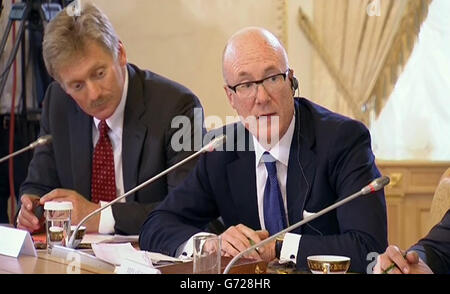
[370, 0, 432, 118]
[275, 0, 288, 47]
[297, 6, 361, 119]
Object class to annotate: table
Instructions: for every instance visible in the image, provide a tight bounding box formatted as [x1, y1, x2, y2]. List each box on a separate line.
[0, 251, 111, 274]
[0, 251, 266, 274]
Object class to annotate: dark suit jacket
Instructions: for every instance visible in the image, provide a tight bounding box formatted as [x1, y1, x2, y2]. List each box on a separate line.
[19, 64, 205, 235]
[139, 98, 388, 273]
[410, 209, 450, 274]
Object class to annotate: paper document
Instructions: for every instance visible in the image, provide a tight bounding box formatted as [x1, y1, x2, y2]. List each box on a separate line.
[91, 242, 189, 267]
[81, 234, 114, 244]
[109, 234, 139, 243]
[115, 259, 161, 274]
[91, 242, 161, 274]
[81, 234, 139, 244]
[147, 252, 191, 264]
[92, 243, 141, 266]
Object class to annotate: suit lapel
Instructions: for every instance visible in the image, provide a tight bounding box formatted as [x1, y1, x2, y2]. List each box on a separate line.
[225, 104, 318, 232]
[69, 105, 93, 200]
[226, 129, 260, 229]
[122, 65, 147, 201]
[286, 100, 316, 229]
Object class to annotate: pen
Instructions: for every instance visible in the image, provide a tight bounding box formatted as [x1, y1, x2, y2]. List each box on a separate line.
[382, 252, 408, 274]
[381, 262, 397, 274]
[248, 238, 261, 255]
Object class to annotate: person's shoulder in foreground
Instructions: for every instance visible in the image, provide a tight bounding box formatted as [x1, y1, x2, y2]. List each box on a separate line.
[374, 209, 450, 274]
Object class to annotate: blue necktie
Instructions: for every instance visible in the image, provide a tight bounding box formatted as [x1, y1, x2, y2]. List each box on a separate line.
[263, 152, 287, 236]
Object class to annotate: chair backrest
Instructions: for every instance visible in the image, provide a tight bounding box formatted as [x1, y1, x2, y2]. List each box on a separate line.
[440, 167, 450, 181]
[429, 168, 450, 227]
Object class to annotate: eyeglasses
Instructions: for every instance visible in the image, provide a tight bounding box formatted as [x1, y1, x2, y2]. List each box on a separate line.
[227, 70, 289, 97]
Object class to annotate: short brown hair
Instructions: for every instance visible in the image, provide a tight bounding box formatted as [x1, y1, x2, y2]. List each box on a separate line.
[42, 2, 119, 79]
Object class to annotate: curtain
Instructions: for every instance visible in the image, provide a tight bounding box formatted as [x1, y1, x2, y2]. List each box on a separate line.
[370, 0, 450, 160]
[298, 0, 431, 124]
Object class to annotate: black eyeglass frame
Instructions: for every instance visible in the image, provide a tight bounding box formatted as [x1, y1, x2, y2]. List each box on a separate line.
[227, 69, 290, 94]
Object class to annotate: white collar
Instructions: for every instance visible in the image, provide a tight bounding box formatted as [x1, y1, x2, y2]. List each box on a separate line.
[253, 114, 296, 167]
[93, 68, 128, 137]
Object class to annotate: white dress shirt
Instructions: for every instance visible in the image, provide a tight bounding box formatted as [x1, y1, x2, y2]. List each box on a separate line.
[92, 69, 128, 234]
[252, 114, 301, 263]
[178, 114, 302, 263]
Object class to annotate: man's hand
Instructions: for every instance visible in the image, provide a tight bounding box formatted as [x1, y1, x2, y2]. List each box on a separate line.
[220, 224, 276, 262]
[17, 194, 45, 233]
[40, 189, 101, 233]
[373, 245, 433, 274]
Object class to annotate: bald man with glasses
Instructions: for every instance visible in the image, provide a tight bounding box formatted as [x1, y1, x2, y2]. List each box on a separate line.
[139, 27, 387, 274]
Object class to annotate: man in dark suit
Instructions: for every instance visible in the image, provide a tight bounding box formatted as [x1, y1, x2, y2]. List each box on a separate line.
[16, 3, 204, 235]
[374, 209, 450, 274]
[139, 27, 388, 273]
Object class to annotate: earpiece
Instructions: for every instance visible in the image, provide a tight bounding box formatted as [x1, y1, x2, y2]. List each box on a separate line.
[291, 76, 299, 92]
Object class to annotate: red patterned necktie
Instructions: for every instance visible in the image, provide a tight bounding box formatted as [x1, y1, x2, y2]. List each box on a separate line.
[91, 120, 116, 203]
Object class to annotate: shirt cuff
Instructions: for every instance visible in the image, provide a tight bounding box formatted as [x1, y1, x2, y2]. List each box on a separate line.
[175, 232, 209, 259]
[279, 233, 301, 264]
[98, 201, 115, 234]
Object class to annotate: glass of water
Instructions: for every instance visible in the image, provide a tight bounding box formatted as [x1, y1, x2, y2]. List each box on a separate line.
[44, 201, 72, 251]
[193, 233, 221, 274]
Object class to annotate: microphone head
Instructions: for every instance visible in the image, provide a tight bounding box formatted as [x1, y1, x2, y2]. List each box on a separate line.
[362, 176, 390, 194]
[36, 135, 53, 146]
[202, 135, 227, 153]
[29, 135, 53, 149]
[375, 176, 390, 188]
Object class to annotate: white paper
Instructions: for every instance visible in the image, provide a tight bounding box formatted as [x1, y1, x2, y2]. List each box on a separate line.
[80, 234, 115, 244]
[91, 242, 189, 268]
[303, 210, 317, 219]
[91, 243, 137, 265]
[147, 252, 191, 264]
[80, 234, 139, 244]
[109, 234, 139, 243]
[21, 233, 37, 256]
[0, 226, 37, 258]
[115, 259, 161, 274]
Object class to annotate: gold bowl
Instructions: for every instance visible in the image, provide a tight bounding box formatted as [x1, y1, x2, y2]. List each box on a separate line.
[48, 226, 64, 243]
[307, 255, 351, 274]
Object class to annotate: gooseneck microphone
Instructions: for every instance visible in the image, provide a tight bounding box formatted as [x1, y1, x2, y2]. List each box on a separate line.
[223, 176, 390, 274]
[66, 135, 227, 249]
[0, 135, 52, 164]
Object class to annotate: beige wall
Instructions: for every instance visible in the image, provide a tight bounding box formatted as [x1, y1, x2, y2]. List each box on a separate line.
[287, 0, 313, 100]
[93, 0, 312, 125]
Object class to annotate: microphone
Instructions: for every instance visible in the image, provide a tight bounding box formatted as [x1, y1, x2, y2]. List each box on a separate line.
[223, 176, 390, 274]
[66, 135, 227, 248]
[0, 135, 52, 164]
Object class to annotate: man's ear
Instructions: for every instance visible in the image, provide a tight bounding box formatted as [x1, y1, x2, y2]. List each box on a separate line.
[117, 41, 127, 66]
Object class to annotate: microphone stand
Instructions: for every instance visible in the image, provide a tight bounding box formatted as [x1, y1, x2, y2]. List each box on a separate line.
[66, 135, 226, 249]
[0, 135, 52, 164]
[223, 176, 390, 274]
